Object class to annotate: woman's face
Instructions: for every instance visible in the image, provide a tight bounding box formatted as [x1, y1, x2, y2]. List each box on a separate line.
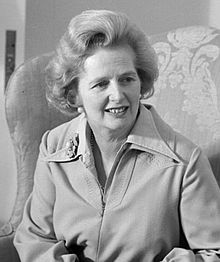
[77, 45, 141, 137]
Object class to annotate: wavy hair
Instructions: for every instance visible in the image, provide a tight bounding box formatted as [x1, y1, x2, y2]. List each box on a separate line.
[45, 9, 159, 115]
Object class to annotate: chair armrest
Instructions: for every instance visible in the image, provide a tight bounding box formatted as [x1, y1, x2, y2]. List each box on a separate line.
[0, 223, 20, 262]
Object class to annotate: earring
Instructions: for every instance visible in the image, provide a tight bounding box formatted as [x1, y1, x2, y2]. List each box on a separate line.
[77, 106, 84, 114]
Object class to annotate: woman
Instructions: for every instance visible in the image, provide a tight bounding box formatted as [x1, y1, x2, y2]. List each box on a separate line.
[14, 9, 220, 262]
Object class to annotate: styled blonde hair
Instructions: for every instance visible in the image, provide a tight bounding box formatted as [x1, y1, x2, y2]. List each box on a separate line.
[45, 9, 159, 115]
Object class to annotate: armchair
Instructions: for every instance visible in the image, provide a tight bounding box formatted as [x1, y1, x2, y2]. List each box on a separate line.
[1, 25, 220, 262]
[1, 53, 74, 261]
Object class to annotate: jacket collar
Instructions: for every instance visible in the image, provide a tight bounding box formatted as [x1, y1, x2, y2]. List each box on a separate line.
[127, 104, 181, 163]
[45, 103, 181, 163]
[44, 113, 94, 164]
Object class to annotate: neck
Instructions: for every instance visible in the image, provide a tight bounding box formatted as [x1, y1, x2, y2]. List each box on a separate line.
[91, 128, 126, 160]
[90, 129, 127, 185]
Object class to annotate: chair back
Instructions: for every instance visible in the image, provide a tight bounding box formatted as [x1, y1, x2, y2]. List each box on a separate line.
[5, 52, 74, 232]
[148, 26, 220, 186]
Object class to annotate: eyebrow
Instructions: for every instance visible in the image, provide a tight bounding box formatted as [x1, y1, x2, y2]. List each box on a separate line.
[120, 71, 138, 77]
[89, 70, 138, 85]
[89, 77, 109, 86]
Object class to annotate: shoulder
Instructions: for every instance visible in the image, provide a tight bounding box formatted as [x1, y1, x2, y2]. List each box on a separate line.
[40, 114, 81, 156]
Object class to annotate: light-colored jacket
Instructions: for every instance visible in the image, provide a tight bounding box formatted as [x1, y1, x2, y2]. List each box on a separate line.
[14, 104, 220, 262]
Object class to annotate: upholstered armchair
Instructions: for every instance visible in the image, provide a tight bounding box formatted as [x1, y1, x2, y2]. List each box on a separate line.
[1, 25, 220, 261]
[1, 53, 74, 261]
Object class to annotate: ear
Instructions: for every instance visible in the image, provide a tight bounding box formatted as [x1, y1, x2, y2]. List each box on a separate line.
[67, 88, 82, 106]
[75, 92, 83, 107]
[74, 92, 85, 114]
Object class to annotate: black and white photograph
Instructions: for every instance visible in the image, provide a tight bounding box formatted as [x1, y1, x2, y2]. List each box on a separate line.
[0, 1, 220, 261]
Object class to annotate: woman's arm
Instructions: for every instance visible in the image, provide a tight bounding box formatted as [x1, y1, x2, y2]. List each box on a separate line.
[163, 147, 220, 261]
[14, 132, 79, 262]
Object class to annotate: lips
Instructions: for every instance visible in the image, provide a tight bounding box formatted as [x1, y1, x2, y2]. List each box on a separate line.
[105, 106, 128, 114]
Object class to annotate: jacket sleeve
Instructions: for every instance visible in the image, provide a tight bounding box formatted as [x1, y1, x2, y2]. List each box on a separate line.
[13, 131, 79, 262]
[163, 147, 220, 262]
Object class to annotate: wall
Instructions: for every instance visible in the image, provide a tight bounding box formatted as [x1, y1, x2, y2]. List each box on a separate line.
[209, 0, 220, 28]
[0, 0, 26, 227]
[25, 0, 211, 60]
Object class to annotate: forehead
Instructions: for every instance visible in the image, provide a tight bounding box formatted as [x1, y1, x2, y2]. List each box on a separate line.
[81, 45, 136, 78]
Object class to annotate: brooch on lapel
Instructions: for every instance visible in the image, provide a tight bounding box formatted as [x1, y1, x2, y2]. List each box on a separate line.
[65, 133, 79, 158]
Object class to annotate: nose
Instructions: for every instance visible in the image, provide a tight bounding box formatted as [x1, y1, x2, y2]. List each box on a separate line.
[109, 81, 124, 102]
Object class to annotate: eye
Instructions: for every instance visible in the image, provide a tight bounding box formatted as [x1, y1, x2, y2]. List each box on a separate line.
[119, 76, 136, 84]
[93, 80, 109, 89]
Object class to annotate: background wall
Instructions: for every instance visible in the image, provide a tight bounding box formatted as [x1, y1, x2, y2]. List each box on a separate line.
[25, 0, 212, 60]
[0, 0, 26, 227]
[1, 0, 220, 227]
[209, 0, 220, 28]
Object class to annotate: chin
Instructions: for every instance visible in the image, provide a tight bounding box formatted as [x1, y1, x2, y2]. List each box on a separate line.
[107, 121, 133, 132]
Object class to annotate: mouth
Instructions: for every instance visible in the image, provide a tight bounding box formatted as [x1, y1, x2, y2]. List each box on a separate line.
[105, 106, 128, 115]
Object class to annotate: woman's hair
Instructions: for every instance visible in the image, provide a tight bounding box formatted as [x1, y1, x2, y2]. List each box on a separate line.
[45, 9, 159, 115]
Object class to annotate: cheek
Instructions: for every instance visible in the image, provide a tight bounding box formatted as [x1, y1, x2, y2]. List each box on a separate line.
[130, 84, 141, 100]
[82, 95, 105, 112]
